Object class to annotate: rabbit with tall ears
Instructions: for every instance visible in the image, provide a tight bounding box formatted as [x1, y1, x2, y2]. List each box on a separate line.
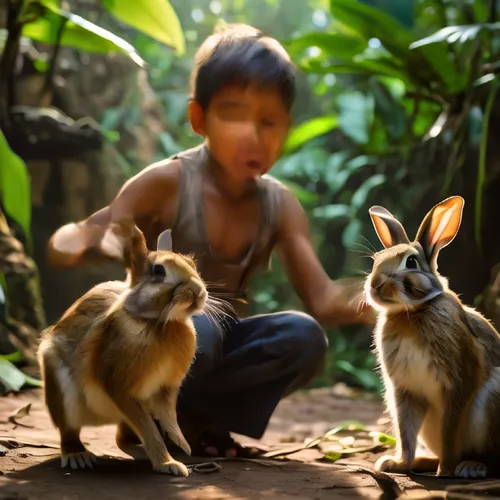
[365, 196, 500, 479]
[37, 220, 207, 477]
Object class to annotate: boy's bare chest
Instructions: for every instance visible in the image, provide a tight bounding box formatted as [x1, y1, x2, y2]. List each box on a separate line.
[203, 188, 262, 263]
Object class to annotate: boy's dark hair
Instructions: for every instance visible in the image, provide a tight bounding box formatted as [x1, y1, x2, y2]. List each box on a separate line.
[190, 24, 296, 111]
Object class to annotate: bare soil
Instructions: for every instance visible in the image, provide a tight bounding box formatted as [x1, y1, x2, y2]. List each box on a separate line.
[0, 386, 492, 499]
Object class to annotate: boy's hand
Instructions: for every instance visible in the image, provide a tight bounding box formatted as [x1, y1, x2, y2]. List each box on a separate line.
[276, 187, 377, 328]
[331, 277, 377, 327]
[48, 219, 125, 267]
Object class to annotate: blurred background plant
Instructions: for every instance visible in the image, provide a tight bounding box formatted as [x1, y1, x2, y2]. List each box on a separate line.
[2, 0, 500, 395]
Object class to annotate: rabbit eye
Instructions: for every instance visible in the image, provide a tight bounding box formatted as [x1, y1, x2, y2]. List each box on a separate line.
[405, 255, 419, 269]
[151, 264, 166, 278]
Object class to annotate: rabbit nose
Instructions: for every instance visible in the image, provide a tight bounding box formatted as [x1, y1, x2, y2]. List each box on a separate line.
[371, 273, 388, 290]
[187, 277, 203, 297]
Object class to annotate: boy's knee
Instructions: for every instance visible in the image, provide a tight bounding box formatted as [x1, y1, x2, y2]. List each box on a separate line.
[279, 312, 328, 361]
[190, 314, 224, 377]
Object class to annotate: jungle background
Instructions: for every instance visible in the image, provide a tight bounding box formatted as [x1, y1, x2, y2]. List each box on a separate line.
[2, 0, 500, 396]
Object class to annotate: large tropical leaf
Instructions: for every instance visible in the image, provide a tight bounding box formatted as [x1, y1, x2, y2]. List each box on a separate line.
[409, 24, 500, 49]
[0, 131, 31, 245]
[329, 0, 416, 61]
[336, 91, 375, 144]
[327, 0, 464, 94]
[285, 32, 366, 59]
[409, 24, 500, 94]
[102, 0, 185, 56]
[284, 116, 339, 153]
[22, 2, 146, 67]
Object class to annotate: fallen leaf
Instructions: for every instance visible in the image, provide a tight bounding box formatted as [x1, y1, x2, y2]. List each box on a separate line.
[369, 431, 396, 446]
[8, 403, 33, 427]
[0, 437, 59, 449]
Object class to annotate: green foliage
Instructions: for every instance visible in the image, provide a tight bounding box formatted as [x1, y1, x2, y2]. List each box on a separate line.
[285, 0, 500, 249]
[102, 0, 185, 56]
[9, 0, 185, 69]
[0, 131, 32, 247]
[22, 1, 147, 67]
[0, 356, 42, 394]
[285, 115, 338, 152]
[249, 0, 500, 390]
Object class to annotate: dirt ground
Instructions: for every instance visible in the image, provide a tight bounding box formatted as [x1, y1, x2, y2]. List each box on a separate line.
[0, 386, 495, 500]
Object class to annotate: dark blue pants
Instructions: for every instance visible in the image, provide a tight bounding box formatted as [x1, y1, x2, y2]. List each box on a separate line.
[177, 311, 328, 439]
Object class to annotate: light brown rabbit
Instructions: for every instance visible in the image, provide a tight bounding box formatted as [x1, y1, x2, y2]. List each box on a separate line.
[37, 220, 207, 477]
[365, 195, 500, 479]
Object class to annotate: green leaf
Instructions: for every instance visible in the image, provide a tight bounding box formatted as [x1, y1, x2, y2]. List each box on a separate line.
[342, 218, 362, 248]
[370, 431, 397, 446]
[336, 91, 375, 144]
[346, 155, 376, 172]
[371, 80, 406, 141]
[33, 58, 50, 72]
[102, 0, 185, 56]
[0, 358, 25, 393]
[313, 204, 352, 219]
[22, 3, 146, 67]
[322, 420, 366, 439]
[473, 0, 488, 23]
[0, 131, 32, 244]
[409, 25, 491, 49]
[474, 74, 497, 88]
[324, 450, 342, 462]
[409, 24, 500, 93]
[300, 58, 410, 83]
[336, 359, 381, 390]
[329, 0, 416, 61]
[0, 357, 42, 392]
[23, 373, 43, 388]
[285, 115, 339, 153]
[286, 32, 366, 59]
[0, 358, 41, 393]
[0, 352, 24, 363]
[351, 174, 386, 210]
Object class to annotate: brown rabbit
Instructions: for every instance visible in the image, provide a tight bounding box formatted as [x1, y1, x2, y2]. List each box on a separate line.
[365, 195, 500, 479]
[37, 220, 207, 477]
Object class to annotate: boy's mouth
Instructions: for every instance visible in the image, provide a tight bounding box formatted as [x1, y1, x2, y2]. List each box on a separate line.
[245, 160, 263, 170]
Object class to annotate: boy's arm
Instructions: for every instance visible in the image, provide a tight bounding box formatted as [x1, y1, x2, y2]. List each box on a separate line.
[47, 159, 181, 268]
[275, 188, 375, 328]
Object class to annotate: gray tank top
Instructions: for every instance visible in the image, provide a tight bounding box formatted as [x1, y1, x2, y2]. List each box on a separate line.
[169, 143, 285, 317]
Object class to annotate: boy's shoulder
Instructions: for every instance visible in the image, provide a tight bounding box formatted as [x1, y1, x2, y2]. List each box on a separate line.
[260, 173, 303, 229]
[260, 174, 298, 204]
[260, 173, 288, 192]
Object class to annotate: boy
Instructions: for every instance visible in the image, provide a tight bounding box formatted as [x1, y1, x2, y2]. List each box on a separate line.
[48, 24, 374, 458]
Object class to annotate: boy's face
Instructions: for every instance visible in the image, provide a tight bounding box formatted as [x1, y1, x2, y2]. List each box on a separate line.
[189, 83, 291, 182]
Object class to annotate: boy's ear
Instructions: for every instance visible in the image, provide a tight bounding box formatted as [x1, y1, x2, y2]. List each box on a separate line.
[188, 100, 206, 137]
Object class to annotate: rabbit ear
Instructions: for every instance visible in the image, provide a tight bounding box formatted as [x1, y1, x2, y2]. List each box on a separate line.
[157, 229, 173, 251]
[122, 223, 149, 286]
[369, 206, 410, 248]
[415, 195, 464, 265]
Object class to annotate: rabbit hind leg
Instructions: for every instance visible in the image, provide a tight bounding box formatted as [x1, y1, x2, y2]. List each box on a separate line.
[41, 355, 97, 469]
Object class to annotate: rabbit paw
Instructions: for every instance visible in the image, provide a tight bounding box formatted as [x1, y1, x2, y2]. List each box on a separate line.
[454, 460, 488, 479]
[375, 455, 411, 473]
[61, 450, 97, 470]
[153, 459, 189, 477]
